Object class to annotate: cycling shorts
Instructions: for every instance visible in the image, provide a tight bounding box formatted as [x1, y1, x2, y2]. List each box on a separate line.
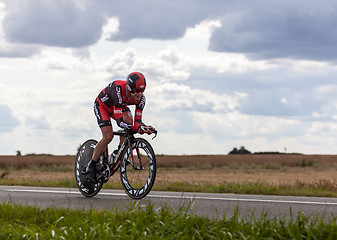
[94, 98, 130, 128]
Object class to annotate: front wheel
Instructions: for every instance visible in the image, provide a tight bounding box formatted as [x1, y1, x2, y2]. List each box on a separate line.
[120, 138, 156, 199]
[75, 139, 104, 197]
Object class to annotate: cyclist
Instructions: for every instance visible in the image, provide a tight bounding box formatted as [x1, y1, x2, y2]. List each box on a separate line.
[85, 72, 156, 183]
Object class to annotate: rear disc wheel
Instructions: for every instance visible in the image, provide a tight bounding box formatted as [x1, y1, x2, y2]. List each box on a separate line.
[75, 139, 104, 197]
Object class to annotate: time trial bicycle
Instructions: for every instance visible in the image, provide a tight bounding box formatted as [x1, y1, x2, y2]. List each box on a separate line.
[75, 129, 157, 199]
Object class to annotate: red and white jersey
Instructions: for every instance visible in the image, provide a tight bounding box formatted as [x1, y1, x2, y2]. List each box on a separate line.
[96, 80, 145, 130]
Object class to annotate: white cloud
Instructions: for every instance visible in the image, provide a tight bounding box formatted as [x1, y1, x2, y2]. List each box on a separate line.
[0, 1, 40, 57]
[1, 0, 337, 155]
[0, 104, 20, 133]
[159, 46, 180, 65]
[101, 17, 119, 41]
[3, 0, 105, 47]
[209, 0, 337, 61]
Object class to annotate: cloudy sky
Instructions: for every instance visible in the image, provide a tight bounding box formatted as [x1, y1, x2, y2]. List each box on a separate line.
[1, 0, 337, 155]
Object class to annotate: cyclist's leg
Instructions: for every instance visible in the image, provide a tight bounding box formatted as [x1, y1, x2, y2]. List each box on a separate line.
[92, 126, 113, 161]
[86, 99, 114, 183]
[93, 98, 114, 161]
[86, 126, 113, 183]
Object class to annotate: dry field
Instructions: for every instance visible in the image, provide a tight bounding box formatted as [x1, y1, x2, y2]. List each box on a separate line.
[1, 154, 337, 187]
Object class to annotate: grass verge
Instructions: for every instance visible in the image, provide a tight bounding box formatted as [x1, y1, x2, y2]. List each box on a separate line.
[152, 181, 337, 197]
[1, 202, 337, 239]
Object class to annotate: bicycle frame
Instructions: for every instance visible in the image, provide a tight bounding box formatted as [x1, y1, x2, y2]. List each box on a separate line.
[107, 130, 154, 176]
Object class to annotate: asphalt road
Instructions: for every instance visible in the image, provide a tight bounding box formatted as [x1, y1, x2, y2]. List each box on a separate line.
[1, 185, 337, 220]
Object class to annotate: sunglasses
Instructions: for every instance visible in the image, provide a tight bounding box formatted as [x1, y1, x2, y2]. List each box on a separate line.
[131, 88, 145, 93]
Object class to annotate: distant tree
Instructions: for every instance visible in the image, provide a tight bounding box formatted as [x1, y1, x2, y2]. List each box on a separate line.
[228, 146, 252, 154]
[238, 146, 252, 154]
[228, 147, 239, 154]
[16, 150, 21, 156]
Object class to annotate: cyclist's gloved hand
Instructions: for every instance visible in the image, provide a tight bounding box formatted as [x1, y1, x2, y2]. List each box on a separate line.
[130, 125, 156, 134]
[147, 126, 156, 134]
[139, 125, 156, 135]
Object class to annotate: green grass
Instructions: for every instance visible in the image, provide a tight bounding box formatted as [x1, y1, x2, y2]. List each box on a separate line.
[0, 179, 77, 188]
[1, 202, 337, 239]
[152, 181, 337, 198]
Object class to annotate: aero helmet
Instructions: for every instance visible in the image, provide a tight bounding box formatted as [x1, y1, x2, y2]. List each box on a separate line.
[126, 72, 146, 93]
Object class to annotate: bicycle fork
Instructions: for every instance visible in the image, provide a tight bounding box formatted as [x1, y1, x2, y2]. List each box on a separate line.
[128, 138, 144, 170]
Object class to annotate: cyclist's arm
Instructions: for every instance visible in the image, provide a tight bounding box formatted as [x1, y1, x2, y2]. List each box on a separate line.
[115, 112, 144, 133]
[111, 85, 133, 130]
[115, 110, 132, 129]
[134, 95, 146, 129]
[133, 95, 155, 134]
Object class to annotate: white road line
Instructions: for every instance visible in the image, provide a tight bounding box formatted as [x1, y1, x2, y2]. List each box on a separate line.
[3, 188, 337, 206]
[151, 194, 337, 206]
